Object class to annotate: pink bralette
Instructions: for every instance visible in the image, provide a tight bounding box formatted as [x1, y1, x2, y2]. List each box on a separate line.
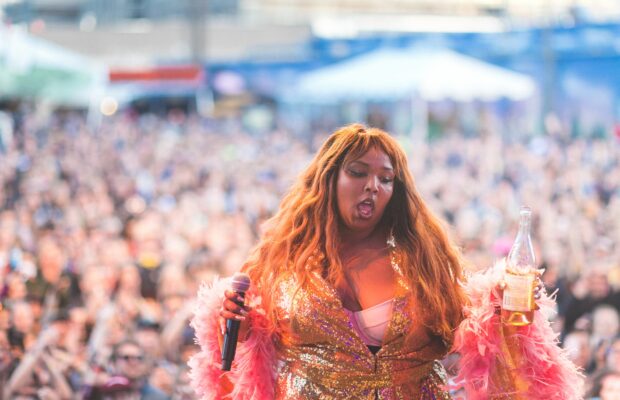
[344, 298, 394, 347]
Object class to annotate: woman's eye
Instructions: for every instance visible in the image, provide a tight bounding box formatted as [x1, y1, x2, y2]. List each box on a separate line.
[381, 177, 394, 184]
[348, 169, 365, 177]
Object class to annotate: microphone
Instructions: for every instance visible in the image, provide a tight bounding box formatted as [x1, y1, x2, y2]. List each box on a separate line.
[221, 272, 251, 371]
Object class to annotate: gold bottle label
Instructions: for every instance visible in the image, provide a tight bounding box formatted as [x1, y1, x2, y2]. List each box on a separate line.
[502, 273, 535, 312]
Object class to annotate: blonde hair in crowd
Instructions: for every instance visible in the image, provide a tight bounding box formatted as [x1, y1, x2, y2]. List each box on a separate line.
[242, 123, 467, 345]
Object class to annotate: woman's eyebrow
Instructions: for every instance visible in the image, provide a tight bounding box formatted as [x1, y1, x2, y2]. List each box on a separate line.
[349, 160, 394, 171]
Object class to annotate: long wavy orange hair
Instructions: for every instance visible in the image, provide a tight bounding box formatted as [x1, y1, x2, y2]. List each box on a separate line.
[243, 123, 467, 344]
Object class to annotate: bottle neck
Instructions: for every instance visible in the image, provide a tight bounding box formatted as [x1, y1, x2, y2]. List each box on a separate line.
[509, 215, 535, 270]
[517, 209, 531, 236]
[517, 220, 530, 237]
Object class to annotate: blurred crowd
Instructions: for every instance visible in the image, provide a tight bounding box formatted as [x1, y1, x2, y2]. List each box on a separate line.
[0, 110, 618, 399]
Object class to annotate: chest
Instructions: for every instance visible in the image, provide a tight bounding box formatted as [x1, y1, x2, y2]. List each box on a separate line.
[335, 246, 397, 311]
[273, 269, 443, 360]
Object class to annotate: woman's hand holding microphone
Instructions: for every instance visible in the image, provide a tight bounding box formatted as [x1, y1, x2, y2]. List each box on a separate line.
[217, 273, 252, 371]
[219, 289, 252, 342]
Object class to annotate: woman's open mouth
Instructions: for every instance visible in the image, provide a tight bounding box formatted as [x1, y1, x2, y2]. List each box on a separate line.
[357, 199, 375, 219]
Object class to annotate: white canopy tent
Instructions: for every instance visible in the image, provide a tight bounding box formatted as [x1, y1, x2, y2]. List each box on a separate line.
[291, 47, 536, 103]
[285, 47, 537, 142]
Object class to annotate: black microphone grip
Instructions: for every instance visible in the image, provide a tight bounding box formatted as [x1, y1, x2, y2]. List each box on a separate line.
[221, 291, 245, 371]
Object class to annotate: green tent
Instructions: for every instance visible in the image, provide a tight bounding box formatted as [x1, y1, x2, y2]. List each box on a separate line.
[0, 26, 107, 107]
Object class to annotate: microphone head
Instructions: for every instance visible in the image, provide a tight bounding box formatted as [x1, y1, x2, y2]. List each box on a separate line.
[231, 272, 251, 293]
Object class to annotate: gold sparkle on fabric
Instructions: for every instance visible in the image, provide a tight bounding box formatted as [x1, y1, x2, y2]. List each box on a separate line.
[269, 245, 452, 399]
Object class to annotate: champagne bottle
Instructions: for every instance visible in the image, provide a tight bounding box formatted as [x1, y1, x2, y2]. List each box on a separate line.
[501, 206, 537, 326]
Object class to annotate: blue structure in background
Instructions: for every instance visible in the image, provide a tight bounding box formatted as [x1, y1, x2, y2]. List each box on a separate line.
[207, 22, 620, 136]
[309, 23, 620, 110]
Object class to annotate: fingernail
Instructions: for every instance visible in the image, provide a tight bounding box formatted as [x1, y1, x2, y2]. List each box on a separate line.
[240, 309, 248, 316]
[235, 315, 246, 321]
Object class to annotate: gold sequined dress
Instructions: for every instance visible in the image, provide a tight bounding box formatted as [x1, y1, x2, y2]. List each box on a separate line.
[269, 253, 452, 400]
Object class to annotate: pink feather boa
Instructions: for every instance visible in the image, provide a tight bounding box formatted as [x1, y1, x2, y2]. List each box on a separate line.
[188, 277, 276, 400]
[453, 260, 584, 400]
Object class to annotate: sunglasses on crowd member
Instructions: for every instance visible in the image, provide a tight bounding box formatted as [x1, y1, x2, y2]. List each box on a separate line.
[117, 354, 145, 362]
